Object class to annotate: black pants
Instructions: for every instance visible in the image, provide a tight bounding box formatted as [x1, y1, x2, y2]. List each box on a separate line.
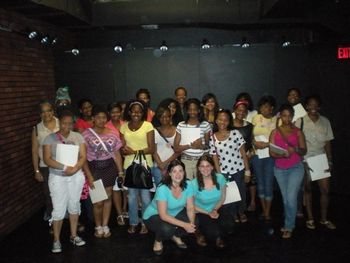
[197, 205, 235, 239]
[144, 209, 191, 242]
[40, 167, 52, 220]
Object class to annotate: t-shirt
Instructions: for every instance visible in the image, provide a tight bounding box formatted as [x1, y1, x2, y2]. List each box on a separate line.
[105, 120, 124, 139]
[233, 121, 253, 152]
[74, 118, 93, 131]
[35, 117, 59, 167]
[42, 131, 85, 176]
[143, 182, 194, 220]
[120, 121, 154, 169]
[209, 130, 246, 174]
[176, 121, 211, 157]
[252, 114, 277, 139]
[82, 128, 122, 161]
[232, 110, 258, 124]
[296, 114, 334, 159]
[154, 128, 176, 162]
[192, 173, 226, 213]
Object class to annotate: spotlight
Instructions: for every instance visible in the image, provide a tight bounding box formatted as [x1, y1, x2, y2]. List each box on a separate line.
[28, 31, 38, 39]
[241, 37, 250, 48]
[114, 45, 123, 53]
[41, 36, 49, 44]
[201, 39, 210, 50]
[282, 41, 291, 47]
[51, 37, 58, 45]
[71, 49, 79, 56]
[159, 41, 168, 52]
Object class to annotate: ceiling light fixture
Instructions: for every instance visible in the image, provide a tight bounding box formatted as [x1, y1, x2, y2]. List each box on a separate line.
[160, 41, 168, 52]
[114, 45, 123, 53]
[41, 36, 49, 44]
[241, 37, 250, 48]
[201, 39, 210, 49]
[28, 31, 38, 39]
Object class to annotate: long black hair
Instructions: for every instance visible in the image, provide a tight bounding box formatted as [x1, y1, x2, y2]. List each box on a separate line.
[153, 98, 183, 126]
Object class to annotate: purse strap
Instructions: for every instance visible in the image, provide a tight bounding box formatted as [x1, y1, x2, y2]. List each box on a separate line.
[88, 128, 109, 152]
[156, 128, 170, 143]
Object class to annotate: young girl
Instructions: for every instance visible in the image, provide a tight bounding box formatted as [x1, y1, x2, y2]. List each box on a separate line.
[174, 98, 211, 180]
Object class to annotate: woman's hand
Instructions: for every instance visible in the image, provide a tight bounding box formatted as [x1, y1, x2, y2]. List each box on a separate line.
[87, 175, 95, 189]
[183, 222, 196, 233]
[122, 146, 136, 155]
[255, 141, 269, 149]
[64, 166, 76, 176]
[190, 138, 203, 149]
[209, 210, 219, 219]
[34, 171, 44, 182]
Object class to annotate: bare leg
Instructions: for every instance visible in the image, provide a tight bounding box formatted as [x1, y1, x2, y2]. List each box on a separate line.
[52, 220, 63, 242]
[264, 200, 272, 220]
[304, 179, 313, 220]
[318, 178, 330, 221]
[249, 185, 257, 210]
[69, 213, 79, 237]
[102, 187, 113, 226]
[113, 190, 123, 216]
[93, 201, 103, 227]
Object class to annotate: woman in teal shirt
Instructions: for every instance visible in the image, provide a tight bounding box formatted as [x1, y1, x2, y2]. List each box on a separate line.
[143, 159, 196, 255]
[192, 155, 229, 248]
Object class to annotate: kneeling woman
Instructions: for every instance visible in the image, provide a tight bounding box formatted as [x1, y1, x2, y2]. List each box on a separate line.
[192, 155, 228, 248]
[143, 160, 196, 255]
[43, 109, 87, 253]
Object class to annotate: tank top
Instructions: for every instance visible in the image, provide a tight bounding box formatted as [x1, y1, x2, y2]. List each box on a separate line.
[274, 128, 301, 169]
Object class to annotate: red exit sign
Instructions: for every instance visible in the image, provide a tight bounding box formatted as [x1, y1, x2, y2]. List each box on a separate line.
[338, 47, 350, 59]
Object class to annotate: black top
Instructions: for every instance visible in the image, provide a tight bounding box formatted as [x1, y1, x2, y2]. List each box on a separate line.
[233, 122, 253, 152]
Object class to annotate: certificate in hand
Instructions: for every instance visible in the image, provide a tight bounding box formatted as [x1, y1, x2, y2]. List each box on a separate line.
[254, 135, 270, 159]
[269, 143, 288, 156]
[292, 103, 307, 122]
[306, 154, 331, 181]
[89, 179, 108, 204]
[180, 127, 201, 145]
[223, 181, 241, 204]
[158, 143, 174, 162]
[56, 144, 79, 167]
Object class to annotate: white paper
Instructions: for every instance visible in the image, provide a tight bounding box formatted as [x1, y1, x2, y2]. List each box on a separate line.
[292, 103, 307, 122]
[158, 143, 175, 162]
[180, 127, 201, 145]
[89, 179, 108, 204]
[306, 154, 331, 181]
[254, 135, 270, 159]
[269, 143, 288, 156]
[56, 144, 79, 166]
[224, 181, 242, 204]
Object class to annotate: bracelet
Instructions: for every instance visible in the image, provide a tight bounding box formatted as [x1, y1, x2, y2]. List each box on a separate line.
[63, 165, 67, 171]
[244, 170, 251, 177]
[35, 169, 40, 173]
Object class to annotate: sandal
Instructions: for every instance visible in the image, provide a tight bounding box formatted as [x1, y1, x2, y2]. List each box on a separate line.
[140, 224, 148, 234]
[171, 236, 187, 249]
[94, 226, 104, 238]
[117, 215, 125, 226]
[122, 211, 129, 219]
[306, 220, 316, 230]
[102, 226, 111, 238]
[282, 230, 292, 239]
[239, 213, 248, 223]
[320, 220, 336, 230]
[153, 240, 163, 256]
[127, 225, 137, 234]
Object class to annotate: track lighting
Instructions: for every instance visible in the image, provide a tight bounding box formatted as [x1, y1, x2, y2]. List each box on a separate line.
[114, 45, 123, 53]
[28, 31, 38, 39]
[241, 37, 250, 48]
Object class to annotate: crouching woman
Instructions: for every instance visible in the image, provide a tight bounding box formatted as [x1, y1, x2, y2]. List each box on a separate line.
[143, 160, 196, 255]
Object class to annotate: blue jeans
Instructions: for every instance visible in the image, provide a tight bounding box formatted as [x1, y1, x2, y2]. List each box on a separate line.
[252, 156, 275, 200]
[274, 162, 304, 231]
[151, 166, 163, 186]
[128, 188, 151, 226]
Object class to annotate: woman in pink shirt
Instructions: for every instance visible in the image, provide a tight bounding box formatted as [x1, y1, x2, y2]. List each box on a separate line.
[269, 104, 306, 239]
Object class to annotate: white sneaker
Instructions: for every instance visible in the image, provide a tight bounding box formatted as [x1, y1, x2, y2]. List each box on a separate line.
[51, 241, 62, 253]
[70, 236, 86, 247]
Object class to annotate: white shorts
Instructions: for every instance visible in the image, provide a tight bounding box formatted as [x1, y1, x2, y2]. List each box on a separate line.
[49, 171, 85, 221]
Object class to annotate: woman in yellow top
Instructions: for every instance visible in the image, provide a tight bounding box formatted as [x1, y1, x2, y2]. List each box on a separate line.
[251, 95, 277, 222]
[120, 100, 155, 234]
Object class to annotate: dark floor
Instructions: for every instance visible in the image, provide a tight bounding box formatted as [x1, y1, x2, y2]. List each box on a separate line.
[1, 191, 349, 263]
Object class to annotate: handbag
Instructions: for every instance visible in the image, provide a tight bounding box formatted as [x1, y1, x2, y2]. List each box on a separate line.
[124, 150, 153, 189]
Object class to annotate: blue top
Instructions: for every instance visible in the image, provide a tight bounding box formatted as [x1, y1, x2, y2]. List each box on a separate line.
[143, 181, 194, 220]
[192, 173, 227, 213]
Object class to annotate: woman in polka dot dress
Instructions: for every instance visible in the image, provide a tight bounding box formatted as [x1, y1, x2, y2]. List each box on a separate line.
[209, 109, 251, 222]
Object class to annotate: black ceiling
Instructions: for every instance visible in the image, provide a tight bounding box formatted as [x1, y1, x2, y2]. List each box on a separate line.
[1, 0, 349, 40]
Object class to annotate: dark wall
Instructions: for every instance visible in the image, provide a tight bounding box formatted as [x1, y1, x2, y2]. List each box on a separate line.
[55, 45, 310, 110]
[55, 30, 350, 196]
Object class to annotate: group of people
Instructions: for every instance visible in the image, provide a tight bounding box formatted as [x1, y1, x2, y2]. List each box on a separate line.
[32, 86, 336, 254]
